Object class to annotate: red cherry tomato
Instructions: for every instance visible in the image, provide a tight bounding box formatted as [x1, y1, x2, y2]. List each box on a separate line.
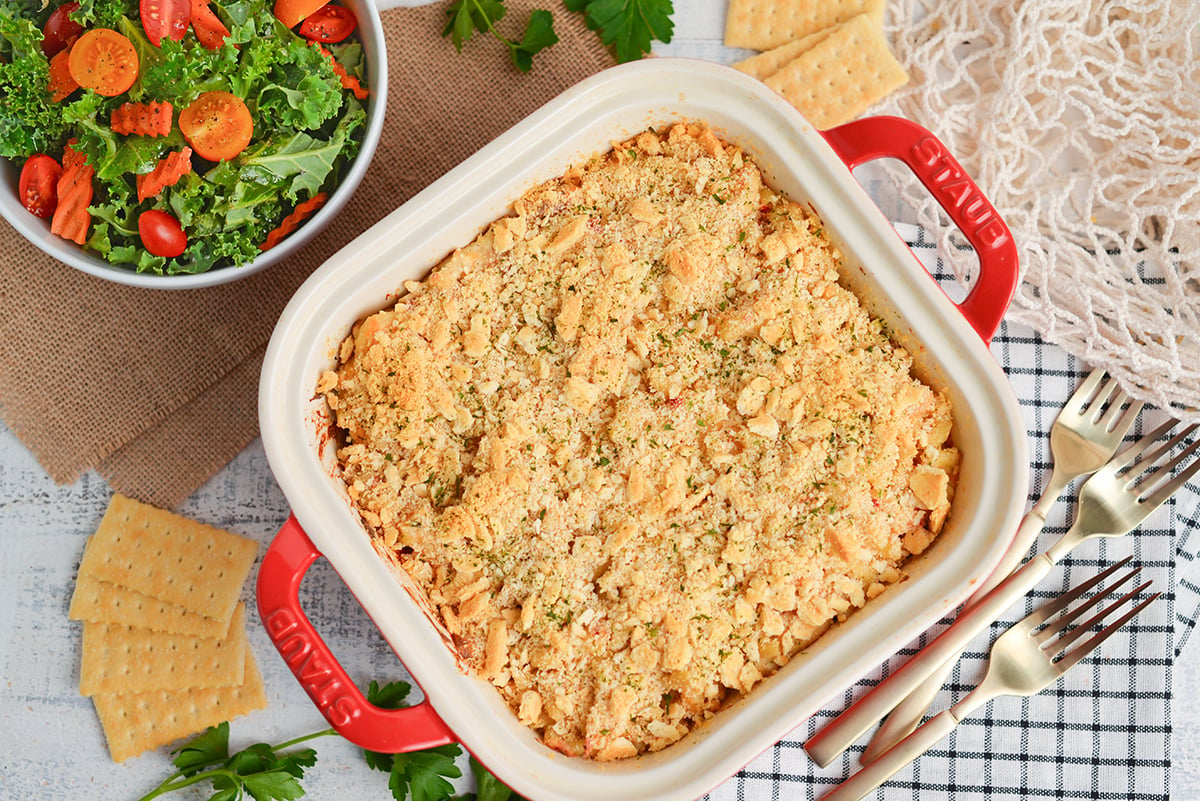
[42, 2, 83, 57]
[19, 154, 63, 218]
[140, 0, 191, 47]
[298, 4, 356, 43]
[138, 209, 188, 257]
[189, 0, 230, 49]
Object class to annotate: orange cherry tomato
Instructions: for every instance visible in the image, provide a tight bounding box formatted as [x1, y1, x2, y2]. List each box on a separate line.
[68, 28, 139, 97]
[298, 4, 356, 43]
[274, 0, 328, 28]
[138, 209, 188, 257]
[178, 91, 253, 162]
[19, 154, 63, 218]
[42, 2, 83, 57]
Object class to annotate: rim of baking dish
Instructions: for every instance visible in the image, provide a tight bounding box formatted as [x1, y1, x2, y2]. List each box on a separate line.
[260, 58, 1028, 801]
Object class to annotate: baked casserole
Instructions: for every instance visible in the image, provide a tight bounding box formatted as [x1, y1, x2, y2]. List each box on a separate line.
[320, 123, 959, 760]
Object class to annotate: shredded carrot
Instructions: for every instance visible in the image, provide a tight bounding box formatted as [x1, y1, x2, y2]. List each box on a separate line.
[136, 147, 194, 202]
[259, 192, 327, 251]
[111, 101, 174, 137]
[48, 49, 79, 102]
[50, 142, 94, 245]
[315, 44, 369, 100]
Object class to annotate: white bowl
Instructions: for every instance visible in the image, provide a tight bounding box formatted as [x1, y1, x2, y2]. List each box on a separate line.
[257, 58, 1029, 801]
[0, 0, 407, 289]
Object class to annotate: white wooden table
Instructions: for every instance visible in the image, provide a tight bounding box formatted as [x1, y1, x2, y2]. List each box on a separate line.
[2, 6, 1198, 800]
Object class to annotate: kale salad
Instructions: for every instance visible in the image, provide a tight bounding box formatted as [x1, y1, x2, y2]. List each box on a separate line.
[0, 0, 368, 274]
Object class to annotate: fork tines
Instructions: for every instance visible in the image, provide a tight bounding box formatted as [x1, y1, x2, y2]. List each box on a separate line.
[1071, 370, 1141, 430]
[1026, 557, 1161, 673]
[1109, 419, 1200, 503]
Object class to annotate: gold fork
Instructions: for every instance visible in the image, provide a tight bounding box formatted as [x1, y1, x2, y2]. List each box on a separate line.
[821, 557, 1160, 800]
[861, 370, 1142, 763]
[806, 417, 1199, 767]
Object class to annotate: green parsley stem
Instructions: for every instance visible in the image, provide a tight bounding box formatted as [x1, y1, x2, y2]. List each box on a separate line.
[272, 727, 339, 751]
[466, 0, 518, 48]
[136, 768, 232, 801]
[135, 728, 339, 801]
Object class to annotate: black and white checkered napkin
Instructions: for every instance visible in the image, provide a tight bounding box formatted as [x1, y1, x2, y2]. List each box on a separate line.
[706, 225, 1200, 801]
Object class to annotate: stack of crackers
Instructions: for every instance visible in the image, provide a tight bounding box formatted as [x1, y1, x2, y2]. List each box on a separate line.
[726, 0, 909, 130]
[68, 494, 265, 762]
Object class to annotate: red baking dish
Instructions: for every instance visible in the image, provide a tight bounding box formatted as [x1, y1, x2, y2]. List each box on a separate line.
[257, 58, 1027, 801]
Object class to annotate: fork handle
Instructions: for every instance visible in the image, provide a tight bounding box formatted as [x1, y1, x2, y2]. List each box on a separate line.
[860, 509, 1052, 763]
[1027, 463, 1074, 521]
[820, 709, 963, 801]
[804, 552, 1054, 768]
[825, 669, 1004, 800]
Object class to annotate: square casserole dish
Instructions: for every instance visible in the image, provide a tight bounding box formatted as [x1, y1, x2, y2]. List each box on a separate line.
[257, 58, 1028, 801]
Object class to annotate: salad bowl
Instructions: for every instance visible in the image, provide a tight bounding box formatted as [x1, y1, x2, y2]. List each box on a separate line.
[0, 0, 426, 289]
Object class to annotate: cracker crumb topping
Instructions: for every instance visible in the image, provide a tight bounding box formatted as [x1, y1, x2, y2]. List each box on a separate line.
[325, 123, 958, 760]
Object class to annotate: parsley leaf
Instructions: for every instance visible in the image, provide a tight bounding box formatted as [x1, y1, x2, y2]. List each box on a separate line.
[363, 680, 464, 801]
[172, 722, 231, 776]
[591, 0, 674, 61]
[138, 725, 336, 801]
[470, 756, 521, 801]
[512, 10, 558, 72]
[368, 678, 414, 709]
[569, 0, 674, 62]
[443, 0, 507, 50]
[442, 0, 558, 72]
[139, 680, 518, 801]
[390, 745, 464, 801]
[241, 770, 307, 801]
[362, 680, 414, 773]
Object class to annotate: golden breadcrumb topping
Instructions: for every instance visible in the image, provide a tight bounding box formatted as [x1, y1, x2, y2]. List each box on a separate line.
[323, 123, 958, 760]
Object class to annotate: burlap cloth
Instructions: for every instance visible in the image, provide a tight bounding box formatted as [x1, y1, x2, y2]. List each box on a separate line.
[0, 0, 614, 509]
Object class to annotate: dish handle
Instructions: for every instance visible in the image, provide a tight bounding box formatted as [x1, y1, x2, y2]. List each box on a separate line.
[257, 514, 456, 752]
[822, 116, 1018, 344]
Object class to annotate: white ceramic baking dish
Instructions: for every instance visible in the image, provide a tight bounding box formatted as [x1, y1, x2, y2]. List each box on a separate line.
[257, 58, 1028, 801]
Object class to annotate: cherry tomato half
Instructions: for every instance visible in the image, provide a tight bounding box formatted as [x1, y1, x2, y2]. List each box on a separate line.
[189, 0, 230, 50]
[138, 209, 188, 257]
[274, 0, 328, 28]
[68, 28, 139, 96]
[298, 4, 356, 43]
[19, 154, 63, 218]
[48, 48, 81, 102]
[141, 0, 191, 47]
[42, 2, 83, 58]
[179, 91, 253, 162]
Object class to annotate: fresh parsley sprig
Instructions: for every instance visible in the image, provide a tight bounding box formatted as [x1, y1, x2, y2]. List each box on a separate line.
[464, 754, 523, 801]
[136, 721, 335, 801]
[442, 0, 559, 73]
[362, 680, 465, 801]
[566, 0, 675, 63]
[137, 681, 525, 801]
[440, 0, 674, 71]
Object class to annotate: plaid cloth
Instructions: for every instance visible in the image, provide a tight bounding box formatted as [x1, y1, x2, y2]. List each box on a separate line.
[1176, 512, 1200, 659]
[704, 224, 1200, 801]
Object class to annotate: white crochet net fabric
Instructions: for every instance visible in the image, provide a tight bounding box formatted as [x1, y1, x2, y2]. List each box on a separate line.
[877, 0, 1200, 415]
